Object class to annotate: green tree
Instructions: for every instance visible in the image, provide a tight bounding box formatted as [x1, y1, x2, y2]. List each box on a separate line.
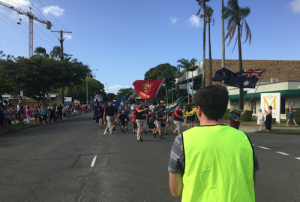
[115, 88, 132, 99]
[34, 46, 49, 57]
[144, 63, 177, 103]
[196, 0, 210, 88]
[177, 58, 198, 103]
[6, 55, 89, 106]
[107, 93, 116, 101]
[50, 46, 67, 60]
[222, 0, 252, 109]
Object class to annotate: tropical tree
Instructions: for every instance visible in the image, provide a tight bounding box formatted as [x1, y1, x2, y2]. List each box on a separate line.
[50, 46, 67, 60]
[203, 7, 215, 85]
[34, 46, 49, 57]
[196, 0, 210, 88]
[115, 88, 132, 99]
[222, 0, 252, 109]
[177, 58, 198, 103]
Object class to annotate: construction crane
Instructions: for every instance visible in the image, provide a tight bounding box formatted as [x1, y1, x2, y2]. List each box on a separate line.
[0, 0, 52, 57]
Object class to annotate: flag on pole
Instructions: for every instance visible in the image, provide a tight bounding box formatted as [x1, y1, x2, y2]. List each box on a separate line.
[133, 79, 165, 100]
[213, 68, 265, 88]
[115, 94, 128, 107]
[165, 96, 186, 114]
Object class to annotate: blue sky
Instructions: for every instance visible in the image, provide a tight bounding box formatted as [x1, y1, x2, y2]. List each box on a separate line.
[0, 0, 300, 94]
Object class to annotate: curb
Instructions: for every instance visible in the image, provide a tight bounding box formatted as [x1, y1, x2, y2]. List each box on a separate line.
[0, 113, 87, 137]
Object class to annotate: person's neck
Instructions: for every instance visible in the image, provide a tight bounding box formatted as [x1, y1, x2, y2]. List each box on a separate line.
[199, 119, 224, 126]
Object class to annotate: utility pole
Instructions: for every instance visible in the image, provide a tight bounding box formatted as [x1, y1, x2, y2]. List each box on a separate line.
[52, 30, 72, 105]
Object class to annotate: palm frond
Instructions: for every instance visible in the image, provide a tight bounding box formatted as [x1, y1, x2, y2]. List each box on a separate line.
[225, 23, 236, 46]
[240, 7, 251, 19]
[232, 35, 239, 53]
[243, 20, 252, 44]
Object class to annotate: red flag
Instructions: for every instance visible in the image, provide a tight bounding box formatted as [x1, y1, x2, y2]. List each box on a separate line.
[133, 79, 164, 100]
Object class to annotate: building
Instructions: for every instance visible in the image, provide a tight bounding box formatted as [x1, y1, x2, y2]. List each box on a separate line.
[228, 80, 300, 120]
[176, 59, 300, 88]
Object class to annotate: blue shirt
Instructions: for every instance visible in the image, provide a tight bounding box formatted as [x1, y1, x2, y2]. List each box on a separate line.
[118, 109, 123, 114]
[42, 109, 48, 116]
[125, 109, 130, 116]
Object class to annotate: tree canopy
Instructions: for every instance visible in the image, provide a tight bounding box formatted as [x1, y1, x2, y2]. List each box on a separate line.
[115, 88, 132, 100]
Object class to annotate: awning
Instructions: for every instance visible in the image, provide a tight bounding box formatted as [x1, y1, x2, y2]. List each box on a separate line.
[229, 90, 300, 100]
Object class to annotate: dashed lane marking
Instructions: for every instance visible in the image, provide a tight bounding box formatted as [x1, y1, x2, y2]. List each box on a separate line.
[257, 146, 270, 150]
[91, 155, 97, 167]
[295, 157, 300, 160]
[276, 151, 289, 156]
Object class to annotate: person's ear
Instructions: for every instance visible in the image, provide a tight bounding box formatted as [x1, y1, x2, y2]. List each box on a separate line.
[196, 106, 202, 118]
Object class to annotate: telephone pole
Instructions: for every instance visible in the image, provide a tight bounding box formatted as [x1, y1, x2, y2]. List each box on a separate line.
[51, 30, 72, 105]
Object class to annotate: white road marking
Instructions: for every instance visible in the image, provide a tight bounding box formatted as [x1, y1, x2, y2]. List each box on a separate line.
[257, 146, 270, 150]
[295, 157, 300, 160]
[276, 151, 289, 156]
[91, 155, 97, 167]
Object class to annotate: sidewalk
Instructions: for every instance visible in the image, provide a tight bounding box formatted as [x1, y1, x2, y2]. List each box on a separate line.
[182, 123, 299, 134]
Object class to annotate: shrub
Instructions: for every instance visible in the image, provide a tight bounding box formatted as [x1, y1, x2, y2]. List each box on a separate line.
[272, 118, 276, 124]
[51, 103, 58, 109]
[224, 109, 253, 122]
[285, 107, 300, 123]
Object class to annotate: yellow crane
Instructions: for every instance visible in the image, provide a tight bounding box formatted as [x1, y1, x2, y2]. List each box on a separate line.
[0, 0, 52, 57]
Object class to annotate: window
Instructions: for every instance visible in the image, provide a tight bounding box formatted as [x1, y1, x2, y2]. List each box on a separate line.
[281, 97, 286, 114]
[251, 99, 256, 114]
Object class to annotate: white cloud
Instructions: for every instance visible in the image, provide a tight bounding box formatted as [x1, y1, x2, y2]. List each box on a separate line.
[189, 15, 201, 27]
[42, 6, 64, 16]
[64, 34, 72, 40]
[1, 0, 30, 8]
[289, 0, 300, 13]
[106, 85, 130, 94]
[170, 16, 178, 24]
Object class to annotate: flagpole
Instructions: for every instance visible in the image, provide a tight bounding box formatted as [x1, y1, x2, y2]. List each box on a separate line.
[241, 64, 270, 121]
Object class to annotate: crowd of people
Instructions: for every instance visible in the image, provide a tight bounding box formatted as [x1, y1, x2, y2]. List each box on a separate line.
[0, 102, 95, 134]
[92, 98, 197, 142]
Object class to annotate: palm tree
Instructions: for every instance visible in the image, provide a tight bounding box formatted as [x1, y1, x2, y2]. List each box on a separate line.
[196, 0, 210, 89]
[174, 65, 184, 100]
[222, 0, 225, 70]
[50, 46, 67, 60]
[222, 0, 252, 109]
[34, 47, 49, 57]
[177, 58, 198, 103]
[204, 7, 214, 85]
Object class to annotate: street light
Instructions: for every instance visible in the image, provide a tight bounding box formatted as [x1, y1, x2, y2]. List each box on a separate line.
[86, 69, 98, 104]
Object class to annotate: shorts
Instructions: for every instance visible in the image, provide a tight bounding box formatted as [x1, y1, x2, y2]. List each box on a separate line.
[133, 121, 137, 129]
[156, 120, 161, 128]
[168, 116, 174, 122]
[43, 115, 47, 121]
[121, 121, 126, 126]
[187, 120, 194, 124]
[98, 114, 103, 119]
[34, 114, 38, 119]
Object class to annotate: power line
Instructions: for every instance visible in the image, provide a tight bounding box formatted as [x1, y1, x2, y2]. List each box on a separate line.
[38, 0, 70, 32]
[0, 11, 53, 50]
[0, 14, 28, 39]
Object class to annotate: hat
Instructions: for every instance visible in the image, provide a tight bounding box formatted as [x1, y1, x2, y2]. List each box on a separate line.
[160, 100, 164, 103]
[259, 109, 262, 111]
[229, 106, 236, 113]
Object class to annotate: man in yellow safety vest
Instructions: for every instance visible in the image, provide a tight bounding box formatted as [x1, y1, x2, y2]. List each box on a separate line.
[168, 85, 259, 202]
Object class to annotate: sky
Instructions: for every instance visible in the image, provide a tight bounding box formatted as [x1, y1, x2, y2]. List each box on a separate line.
[0, 0, 300, 94]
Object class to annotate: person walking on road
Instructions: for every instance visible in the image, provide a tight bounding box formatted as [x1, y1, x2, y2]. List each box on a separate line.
[164, 110, 174, 135]
[103, 101, 115, 135]
[173, 106, 184, 136]
[42, 106, 48, 125]
[117, 110, 128, 132]
[124, 106, 131, 131]
[56, 104, 63, 122]
[131, 110, 137, 134]
[135, 102, 148, 142]
[286, 102, 298, 127]
[168, 85, 259, 201]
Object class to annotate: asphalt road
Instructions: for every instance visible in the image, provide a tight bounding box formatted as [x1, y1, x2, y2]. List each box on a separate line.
[0, 113, 299, 202]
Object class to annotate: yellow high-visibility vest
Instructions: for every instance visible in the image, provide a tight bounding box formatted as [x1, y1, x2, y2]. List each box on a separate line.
[182, 125, 255, 202]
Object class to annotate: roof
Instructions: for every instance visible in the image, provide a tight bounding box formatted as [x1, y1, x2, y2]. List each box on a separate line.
[229, 90, 300, 99]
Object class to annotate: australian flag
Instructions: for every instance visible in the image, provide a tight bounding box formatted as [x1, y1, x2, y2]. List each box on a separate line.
[213, 68, 265, 88]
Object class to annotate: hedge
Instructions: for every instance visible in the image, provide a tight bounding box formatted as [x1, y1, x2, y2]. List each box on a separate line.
[285, 107, 300, 123]
[224, 109, 253, 122]
[179, 102, 196, 108]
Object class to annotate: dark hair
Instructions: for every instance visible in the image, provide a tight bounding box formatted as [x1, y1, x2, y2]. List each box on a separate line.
[194, 85, 229, 121]
[269, 106, 273, 110]
[186, 105, 192, 112]
[27, 106, 30, 109]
